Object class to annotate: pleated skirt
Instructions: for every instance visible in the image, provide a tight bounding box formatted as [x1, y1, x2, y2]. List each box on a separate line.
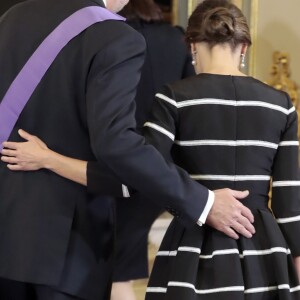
[146, 208, 300, 300]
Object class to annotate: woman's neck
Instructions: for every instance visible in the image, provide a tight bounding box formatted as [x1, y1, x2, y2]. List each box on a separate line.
[201, 66, 247, 76]
[194, 43, 247, 76]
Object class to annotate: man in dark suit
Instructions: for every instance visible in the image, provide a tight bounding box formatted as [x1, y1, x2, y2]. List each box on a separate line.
[0, 0, 255, 299]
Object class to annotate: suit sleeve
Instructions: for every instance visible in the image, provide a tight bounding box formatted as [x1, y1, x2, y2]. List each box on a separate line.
[271, 95, 300, 256]
[87, 160, 133, 197]
[86, 22, 209, 228]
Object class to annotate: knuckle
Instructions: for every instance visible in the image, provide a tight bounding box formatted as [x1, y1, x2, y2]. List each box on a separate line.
[222, 227, 228, 234]
[232, 211, 240, 218]
[233, 224, 243, 232]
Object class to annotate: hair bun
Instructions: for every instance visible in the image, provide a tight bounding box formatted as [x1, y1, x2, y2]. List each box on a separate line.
[203, 7, 235, 42]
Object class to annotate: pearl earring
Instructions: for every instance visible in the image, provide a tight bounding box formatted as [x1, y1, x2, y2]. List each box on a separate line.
[191, 51, 197, 66]
[240, 53, 246, 69]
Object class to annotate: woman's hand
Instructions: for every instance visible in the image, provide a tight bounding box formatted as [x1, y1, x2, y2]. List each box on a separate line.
[1, 129, 49, 171]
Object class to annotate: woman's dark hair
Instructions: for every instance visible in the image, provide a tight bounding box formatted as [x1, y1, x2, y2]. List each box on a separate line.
[186, 0, 251, 49]
[120, 0, 164, 22]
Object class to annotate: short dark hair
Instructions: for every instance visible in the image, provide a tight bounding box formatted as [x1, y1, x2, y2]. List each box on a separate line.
[120, 0, 163, 22]
[186, 0, 251, 49]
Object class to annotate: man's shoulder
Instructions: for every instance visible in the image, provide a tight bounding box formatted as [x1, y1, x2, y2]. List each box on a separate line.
[91, 19, 146, 49]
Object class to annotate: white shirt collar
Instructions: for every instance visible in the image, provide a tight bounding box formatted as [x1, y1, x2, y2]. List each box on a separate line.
[102, 0, 107, 6]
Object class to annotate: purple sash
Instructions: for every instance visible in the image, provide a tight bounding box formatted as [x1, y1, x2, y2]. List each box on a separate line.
[0, 6, 124, 151]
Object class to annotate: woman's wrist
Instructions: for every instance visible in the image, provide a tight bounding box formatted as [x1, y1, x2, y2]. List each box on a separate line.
[42, 148, 59, 170]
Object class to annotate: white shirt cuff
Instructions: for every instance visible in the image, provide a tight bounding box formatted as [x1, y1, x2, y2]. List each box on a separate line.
[122, 184, 130, 198]
[197, 190, 214, 226]
[102, 0, 107, 6]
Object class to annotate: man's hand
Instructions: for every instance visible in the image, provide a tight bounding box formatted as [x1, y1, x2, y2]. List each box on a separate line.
[206, 188, 255, 239]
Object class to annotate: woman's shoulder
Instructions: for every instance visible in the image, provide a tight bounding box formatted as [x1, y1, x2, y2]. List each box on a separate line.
[238, 76, 292, 108]
[160, 74, 292, 108]
[158, 75, 204, 102]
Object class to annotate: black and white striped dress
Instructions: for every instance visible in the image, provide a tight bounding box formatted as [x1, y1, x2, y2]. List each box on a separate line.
[144, 74, 300, 300]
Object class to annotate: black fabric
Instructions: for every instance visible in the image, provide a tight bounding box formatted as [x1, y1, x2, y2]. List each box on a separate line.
[127, 20, 195, 131]
[0, 0, 210, 299]
[145, 74, 300, 299]
[0, 0, 24, 16]
[0, 278, 83, 300]
[112, 20, 195, 281]
[113, 196, 164, 281]
[0, 0, 143, 299]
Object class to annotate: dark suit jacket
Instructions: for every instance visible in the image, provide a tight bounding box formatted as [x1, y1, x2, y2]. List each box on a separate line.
[0, 0, 208, 298]
[0, 0, 24, 16]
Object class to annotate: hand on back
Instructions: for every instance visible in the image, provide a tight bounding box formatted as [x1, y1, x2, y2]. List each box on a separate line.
[206, 188, 255, 239]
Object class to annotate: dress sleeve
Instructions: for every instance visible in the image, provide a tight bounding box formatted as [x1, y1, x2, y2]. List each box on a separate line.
[143, 85, 177, 162]
[87, 161, 134, 197]
[271, 95, 300, 256]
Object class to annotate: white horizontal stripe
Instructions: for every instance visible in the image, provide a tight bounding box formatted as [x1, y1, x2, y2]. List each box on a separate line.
[277, 215, 300, 224]
[174, 139, 278, 149]
[245, 284, 300, 293]
[146, 287, 167, 293]
[291, 285, 300, 292]
[156, 95, 295, 115]
[236, 101, 294, 115]
[279, 141, 300, 146]
[144, 122, 175, 141]
[177, 99, 236, 108]
[157, 247, 201, 257]
[272, 181, 300, 187]
[241, 247, 291, 257]
[168, 282, 245, 294]
[168, 282, 195, 290]
[244, 286, 279, 293]
[155, 93, 177, 107]
[178, 246, 201, 254]
[200, 247, 291, 259]
[200, 249, 239, 259]
[156, 250, 177, 256]
[191, 174, 270, 181]
[147, 283, 300, 295]
[158, 247, 291, 259]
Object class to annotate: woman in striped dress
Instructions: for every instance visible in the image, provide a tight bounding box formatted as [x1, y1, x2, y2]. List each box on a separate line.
[144, 0, 300, 299]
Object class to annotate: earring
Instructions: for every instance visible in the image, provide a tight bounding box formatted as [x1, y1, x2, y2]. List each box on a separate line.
[191, 51, 197, 66]
[240, 53, 246, 69]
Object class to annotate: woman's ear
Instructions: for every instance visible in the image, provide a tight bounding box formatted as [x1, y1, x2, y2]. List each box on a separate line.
[190, 43, 196, 54]
[241, 43, 248, 56]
